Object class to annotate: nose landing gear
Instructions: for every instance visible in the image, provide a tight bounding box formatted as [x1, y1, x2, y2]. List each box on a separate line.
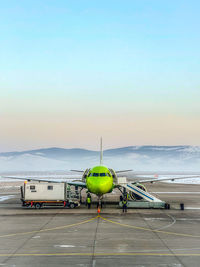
[97, 196, 103, 213]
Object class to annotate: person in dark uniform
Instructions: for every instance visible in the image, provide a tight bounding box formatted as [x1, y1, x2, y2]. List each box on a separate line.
[122, 198, 127, 213]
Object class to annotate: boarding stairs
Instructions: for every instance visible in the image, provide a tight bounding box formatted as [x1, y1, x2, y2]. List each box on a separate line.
[117, 177, 166, 208]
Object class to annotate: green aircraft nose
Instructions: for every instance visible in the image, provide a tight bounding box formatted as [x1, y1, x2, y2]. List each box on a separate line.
[87, 176, 113, 195]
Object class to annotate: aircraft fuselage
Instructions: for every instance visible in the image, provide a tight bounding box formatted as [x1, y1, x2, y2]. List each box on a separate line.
[86, 165, 114, 196]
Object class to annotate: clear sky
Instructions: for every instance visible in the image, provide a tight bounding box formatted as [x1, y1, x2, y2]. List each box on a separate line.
[0, 0, 200, 152]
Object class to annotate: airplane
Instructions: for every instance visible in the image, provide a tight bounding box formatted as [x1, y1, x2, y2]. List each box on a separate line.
[2, 138, 200, 208]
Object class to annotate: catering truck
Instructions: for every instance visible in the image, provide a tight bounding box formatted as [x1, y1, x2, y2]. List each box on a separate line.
[20, 181, 80, 209]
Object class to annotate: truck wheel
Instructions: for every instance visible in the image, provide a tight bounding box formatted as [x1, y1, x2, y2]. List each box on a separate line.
[35, 203, 41, 209]
[70, 203, 75, 209]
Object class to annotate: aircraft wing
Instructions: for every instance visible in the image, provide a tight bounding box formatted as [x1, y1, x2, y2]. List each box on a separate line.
[127, 175, 200, 184]
[65, 181, 86, 187]
[1, 176, 87, 188]
[70, 170, 84, 173]
[115, 169, 133, 174]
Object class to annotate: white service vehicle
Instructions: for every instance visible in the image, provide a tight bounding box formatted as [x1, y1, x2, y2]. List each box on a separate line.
[21, 181, 80, 209]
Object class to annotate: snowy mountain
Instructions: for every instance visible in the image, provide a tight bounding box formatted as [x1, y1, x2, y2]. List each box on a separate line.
[0, 146, 200, 172]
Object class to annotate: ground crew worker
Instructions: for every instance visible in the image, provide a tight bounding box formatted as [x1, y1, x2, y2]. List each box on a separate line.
[86, 194, 91, 209]
[127, 192, 130, 200]
[122, 198, 127, 213]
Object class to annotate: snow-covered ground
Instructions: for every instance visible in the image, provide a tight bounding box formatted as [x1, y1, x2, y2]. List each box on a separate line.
[0, 173, 81, 183]
[0, 195, 15, 202]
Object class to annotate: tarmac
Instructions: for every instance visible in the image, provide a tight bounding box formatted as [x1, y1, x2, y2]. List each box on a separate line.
[0, 182, 200, 266]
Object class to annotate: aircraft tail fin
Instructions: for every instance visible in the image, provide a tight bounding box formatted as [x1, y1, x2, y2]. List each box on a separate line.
[100, 137, 103, 165]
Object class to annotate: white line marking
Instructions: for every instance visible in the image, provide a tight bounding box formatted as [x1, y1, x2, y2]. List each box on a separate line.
[92, 259, 96, 267]
[155, 214, 176, 231]
[145, 218, 200, 221]
[125, 247, 200, 253]
[54, 245, 75, 248]
[185, 207, 200, 210]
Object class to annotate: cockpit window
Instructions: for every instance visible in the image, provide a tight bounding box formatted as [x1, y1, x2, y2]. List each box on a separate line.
[107, 173, 111, 177]
[93, 173, 99, 177]
[100, 173, 106, 177]
[88, 173, 92, 177]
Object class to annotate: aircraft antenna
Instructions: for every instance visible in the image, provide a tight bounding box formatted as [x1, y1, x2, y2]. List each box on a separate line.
[100, 137, 103, 165]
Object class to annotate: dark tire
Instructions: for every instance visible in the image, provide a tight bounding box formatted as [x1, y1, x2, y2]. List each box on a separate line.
[35, 203, 41, 209]
[70, 203, 75, 209]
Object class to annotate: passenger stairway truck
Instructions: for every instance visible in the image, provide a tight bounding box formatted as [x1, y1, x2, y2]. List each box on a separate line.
[117, 177, 166, 209]
[21, 181, 80, 209]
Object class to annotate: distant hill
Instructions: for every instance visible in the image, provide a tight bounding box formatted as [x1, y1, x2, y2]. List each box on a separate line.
[0, 147, 97, 159]
[0, 146, 200, 172]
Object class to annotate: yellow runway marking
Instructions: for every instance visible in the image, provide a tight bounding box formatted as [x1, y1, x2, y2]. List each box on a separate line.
[0, 216, 98, 238]
[0, 214, 199, 239]
[99, 215, 200, 238]
[0, 252, 200, 257]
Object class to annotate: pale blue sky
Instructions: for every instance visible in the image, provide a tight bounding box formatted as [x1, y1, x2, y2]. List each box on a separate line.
[0, 1, 200, 151]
